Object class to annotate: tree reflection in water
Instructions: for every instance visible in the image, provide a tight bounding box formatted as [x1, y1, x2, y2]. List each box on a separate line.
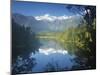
[12, 55, 37, 74]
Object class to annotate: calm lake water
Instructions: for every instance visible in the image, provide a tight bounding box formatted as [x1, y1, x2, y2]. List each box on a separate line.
[30, 39, 76, 72]
[13, 39, 77, 73]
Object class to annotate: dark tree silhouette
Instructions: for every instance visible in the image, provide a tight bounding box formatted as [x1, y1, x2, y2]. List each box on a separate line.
[12, 19, 40, 63]
[66, 5, 96, 26]
[65, 5, 96, 69]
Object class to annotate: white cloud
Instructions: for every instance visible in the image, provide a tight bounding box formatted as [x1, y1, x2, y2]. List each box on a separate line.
[34, 14, 73, 21]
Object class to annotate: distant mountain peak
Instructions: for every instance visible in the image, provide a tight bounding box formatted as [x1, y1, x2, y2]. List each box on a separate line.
[12, 13, 82, 33]
[34, 14, 73, 21]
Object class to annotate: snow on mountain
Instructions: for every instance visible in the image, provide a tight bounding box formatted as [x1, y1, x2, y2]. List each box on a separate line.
[35, 14, 72, 21]
[12, 13, 82, 33]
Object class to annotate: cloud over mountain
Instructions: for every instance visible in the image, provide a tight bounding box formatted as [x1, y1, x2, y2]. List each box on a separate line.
[13, 13, 82, 33]
[35, 14, 73, 21]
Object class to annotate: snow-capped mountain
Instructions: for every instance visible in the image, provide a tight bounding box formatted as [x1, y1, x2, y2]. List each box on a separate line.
[12, 13, 82, 33]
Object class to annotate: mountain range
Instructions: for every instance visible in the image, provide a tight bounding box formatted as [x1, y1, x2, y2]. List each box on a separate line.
[12, 13, 82, 33]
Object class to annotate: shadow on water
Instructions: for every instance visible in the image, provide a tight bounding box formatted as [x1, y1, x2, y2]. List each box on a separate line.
[43, 57, 72, 72]
[12, 19, 41, 74]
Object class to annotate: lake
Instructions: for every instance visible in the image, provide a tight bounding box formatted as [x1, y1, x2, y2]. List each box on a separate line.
[30, 39, 76, 73]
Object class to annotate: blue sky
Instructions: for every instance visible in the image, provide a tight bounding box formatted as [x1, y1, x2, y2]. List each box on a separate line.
[12, 1, 75, 16]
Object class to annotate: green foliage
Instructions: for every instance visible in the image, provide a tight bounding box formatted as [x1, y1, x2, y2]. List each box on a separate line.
[12, 19, 40, 63]
[56, 19, 96, 69]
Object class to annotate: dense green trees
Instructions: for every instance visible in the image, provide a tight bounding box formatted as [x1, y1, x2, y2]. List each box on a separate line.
[56, 18, 96, 69]
[12, 19, 40, 63]
[56, 6, 96, 69]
